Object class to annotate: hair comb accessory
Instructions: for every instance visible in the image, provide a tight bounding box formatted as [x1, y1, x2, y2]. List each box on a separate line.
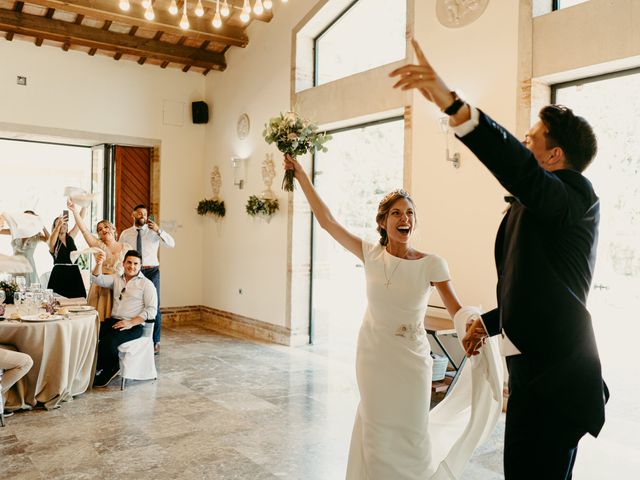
[379, 188, 410, 206]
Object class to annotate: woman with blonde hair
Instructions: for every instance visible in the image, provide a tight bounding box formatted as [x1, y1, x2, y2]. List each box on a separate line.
[67, 200, 131, 321]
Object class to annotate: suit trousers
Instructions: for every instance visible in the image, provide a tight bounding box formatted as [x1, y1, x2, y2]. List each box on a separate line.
[97, 318, 143, 374]
[504, 355, 584, 480]
[141, 266, 161, 345]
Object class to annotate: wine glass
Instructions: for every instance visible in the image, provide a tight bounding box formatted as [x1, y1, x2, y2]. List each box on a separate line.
[15, 276, 27, 292]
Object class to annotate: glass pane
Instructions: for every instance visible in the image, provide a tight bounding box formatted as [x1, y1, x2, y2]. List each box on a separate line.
[0, 140, 93, 283]
[311, 118, 404, 356]
[554, 70, 640, 478]
[315, 0, 406, 86]
[555, 0, 589, 8]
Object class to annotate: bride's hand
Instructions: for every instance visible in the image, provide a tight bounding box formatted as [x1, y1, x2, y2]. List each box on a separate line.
[283, 154, 304, 179]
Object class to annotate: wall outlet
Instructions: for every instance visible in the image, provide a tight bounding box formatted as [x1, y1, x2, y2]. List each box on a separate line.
[17, 76, 27, 86]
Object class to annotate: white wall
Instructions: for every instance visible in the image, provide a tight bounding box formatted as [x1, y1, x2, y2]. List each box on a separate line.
[201, 2, 320, 328]
[202, 0, 523, 330]
[411, 0, 521, 311]
[0, 41, 207, 308]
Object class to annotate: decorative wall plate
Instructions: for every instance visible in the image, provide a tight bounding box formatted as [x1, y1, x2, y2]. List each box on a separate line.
[436, 0, 489, 28]
[237, 113, 250, 140]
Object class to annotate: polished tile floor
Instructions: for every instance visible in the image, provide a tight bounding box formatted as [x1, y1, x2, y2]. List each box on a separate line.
[8, 320, 631, 479]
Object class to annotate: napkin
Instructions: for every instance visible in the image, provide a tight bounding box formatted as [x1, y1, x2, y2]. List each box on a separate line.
[0, 253, 33, 273]
[70, 247, 105, 264]
[64, 186, 95, 208]
[1, 211, 44, 239]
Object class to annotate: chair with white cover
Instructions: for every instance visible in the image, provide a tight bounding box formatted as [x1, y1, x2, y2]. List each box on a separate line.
[117, 322, 157, 390]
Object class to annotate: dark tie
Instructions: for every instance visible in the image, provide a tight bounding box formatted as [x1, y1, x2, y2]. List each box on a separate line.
[136, 228, 142, 255]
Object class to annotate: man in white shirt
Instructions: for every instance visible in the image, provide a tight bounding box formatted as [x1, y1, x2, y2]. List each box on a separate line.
[91, 249, 157, 388]
[1, 348, 33, 417]
[119, 204, 174, 354]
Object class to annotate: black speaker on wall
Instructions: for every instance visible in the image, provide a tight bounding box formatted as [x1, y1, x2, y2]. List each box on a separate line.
[192, 101, 209, 124]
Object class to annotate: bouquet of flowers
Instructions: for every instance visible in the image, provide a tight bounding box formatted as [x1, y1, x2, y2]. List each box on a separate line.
[263, 111, 331, 191]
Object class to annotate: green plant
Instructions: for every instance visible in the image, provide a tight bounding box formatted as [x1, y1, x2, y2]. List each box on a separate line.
[197, 199, 226, 218]
[245, 195, 279, 218]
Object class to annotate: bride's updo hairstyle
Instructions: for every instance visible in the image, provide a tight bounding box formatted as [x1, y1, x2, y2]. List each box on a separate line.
[376, 189, 415, 246]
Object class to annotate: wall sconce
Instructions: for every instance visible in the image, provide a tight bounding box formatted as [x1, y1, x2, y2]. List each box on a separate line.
[231, 156, 248, 189]
[438, 117, 461, 169]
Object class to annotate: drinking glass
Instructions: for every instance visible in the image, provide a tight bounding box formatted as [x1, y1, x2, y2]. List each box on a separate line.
[15, 276, 27, 292]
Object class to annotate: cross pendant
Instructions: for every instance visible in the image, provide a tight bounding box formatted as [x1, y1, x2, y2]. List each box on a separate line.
[385, 280, 392, 288]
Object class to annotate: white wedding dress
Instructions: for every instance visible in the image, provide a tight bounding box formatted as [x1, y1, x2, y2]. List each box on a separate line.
[346, 242, 503, 480]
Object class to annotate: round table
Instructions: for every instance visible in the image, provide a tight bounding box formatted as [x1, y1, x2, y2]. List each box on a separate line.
[0, 308, 98, 410]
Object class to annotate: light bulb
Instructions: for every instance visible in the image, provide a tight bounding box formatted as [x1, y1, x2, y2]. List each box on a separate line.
[242, 0, 251, 14]
[253, 0, 264, 15]
[212, 11, 222, 28]
[221, 0, 230, 17]
[168, 0, 178, 15]
[264, 0, 272, 9]
[180, 12, 190, 29]
[195, 0, 204, 17]
[142, 0, 150, 8]
[240, 11, 250, 22]
[144, 4, 155, 20]
[281, 0, 287, 3]
[118, 0, 130, 11]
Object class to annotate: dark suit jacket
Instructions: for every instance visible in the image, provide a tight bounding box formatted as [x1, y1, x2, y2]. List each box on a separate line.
[457, 110, 607, 438]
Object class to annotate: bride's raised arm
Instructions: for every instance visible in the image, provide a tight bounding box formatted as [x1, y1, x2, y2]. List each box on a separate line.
[284, 154, 363, 262]
[67, 199, 100, 248]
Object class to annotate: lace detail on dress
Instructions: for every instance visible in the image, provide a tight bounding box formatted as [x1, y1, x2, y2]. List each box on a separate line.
[394, 323, 422, 340]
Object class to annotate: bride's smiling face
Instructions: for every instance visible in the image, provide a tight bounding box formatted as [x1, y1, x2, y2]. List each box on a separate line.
[381, 198, 416, 245]
[96, 222, 115, 241]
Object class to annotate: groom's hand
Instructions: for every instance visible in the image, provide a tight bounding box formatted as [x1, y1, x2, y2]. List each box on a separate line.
[462, 318, 488, 357]
[389, 38, 471, 126]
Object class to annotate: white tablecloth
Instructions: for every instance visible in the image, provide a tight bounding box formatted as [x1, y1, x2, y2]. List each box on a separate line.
[0, 311, 98, 410]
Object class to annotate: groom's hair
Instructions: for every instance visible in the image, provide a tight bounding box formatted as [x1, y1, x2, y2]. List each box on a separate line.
[540, 105, 597, 172]
[376, 189, 415, 246]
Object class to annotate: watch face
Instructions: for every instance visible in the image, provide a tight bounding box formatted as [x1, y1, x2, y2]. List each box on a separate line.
[237, 113, 250, 140]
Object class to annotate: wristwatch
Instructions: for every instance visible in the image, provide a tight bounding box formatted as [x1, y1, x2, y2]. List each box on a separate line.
[442, 91, 465, 116]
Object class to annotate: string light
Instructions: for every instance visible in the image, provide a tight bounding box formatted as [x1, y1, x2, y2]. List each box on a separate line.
[212, 0, 222, 28]
[220, 0, 230, 17]
[253, 0, 264, 15]
[142, 0, 150, 8]
[144, 2, 155, 20]
[264, 0, 273, 9]
[168, 0, 178, 15]
[240, 0, 251, 22]
[118, 0, 130, 11]
[195, 0, 205, 17]
[180, 0, 190, 29]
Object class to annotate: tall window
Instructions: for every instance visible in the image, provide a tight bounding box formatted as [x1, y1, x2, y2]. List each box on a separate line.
[553, 68, 640, 478]
[310, 118, 404, 349]
[314, 0, 406, 86]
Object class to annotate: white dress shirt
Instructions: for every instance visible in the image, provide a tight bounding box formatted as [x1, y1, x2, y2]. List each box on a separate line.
[91, 271, 157, 321]
[119, 224, 175, 267]
[452, 105, 521, 357]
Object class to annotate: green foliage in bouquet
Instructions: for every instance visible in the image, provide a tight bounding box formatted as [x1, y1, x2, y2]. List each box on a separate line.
[0, 280, 18, 304]
[197, 199, 226, 218]
[263, 111, 331, 191]
[245, 195, 279, 218]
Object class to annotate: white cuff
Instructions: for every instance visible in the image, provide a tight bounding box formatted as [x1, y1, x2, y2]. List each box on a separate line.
[451, 105, 480, 137]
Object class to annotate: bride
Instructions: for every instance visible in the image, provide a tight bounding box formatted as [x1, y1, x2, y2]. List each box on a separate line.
[284, 154, 502, 479]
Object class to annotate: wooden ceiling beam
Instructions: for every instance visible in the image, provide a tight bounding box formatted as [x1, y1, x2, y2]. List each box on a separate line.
[21, 0, 248, 47]
[0, 9, 226, 70]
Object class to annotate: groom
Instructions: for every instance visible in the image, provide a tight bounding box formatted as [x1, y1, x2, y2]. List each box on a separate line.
[391, 40, 608, 479]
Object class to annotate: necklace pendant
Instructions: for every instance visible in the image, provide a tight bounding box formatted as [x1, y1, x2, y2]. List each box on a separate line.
[385, 280, 392, 288]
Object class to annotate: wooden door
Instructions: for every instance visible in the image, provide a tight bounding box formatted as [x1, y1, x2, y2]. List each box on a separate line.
[114, 146, 152, 233]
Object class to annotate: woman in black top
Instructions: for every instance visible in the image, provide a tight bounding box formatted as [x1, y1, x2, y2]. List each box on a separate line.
[47, 212, 86, 299]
